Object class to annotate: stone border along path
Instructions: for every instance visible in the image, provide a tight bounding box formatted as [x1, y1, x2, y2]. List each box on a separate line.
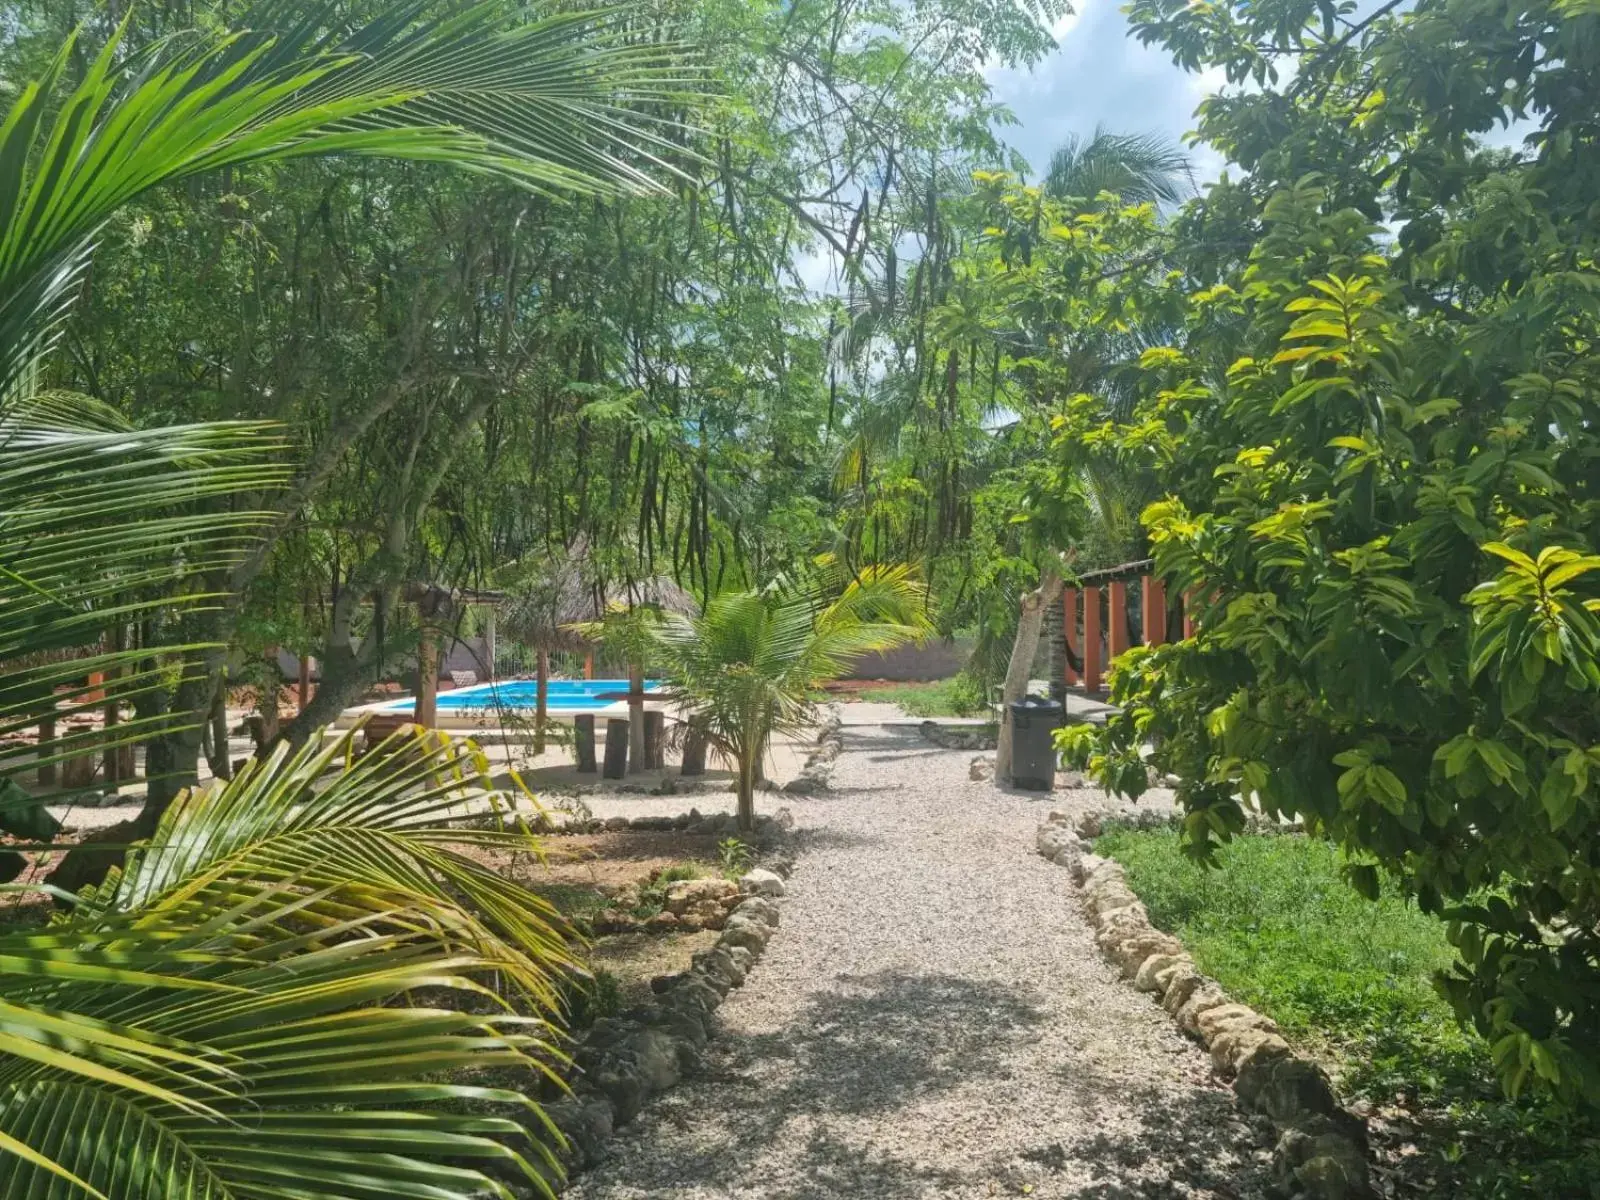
[568, 718, 1278, 1199]
[1038, 814, 1371, 1200]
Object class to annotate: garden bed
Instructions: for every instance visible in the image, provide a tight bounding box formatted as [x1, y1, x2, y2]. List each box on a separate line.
[1094, 824, 1600, 1198]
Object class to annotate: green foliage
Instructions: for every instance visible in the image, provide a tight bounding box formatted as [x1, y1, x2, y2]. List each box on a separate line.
[1057, 0, 1600, 1110]
[638, 562, 930, 830]
[0, 726, 576, 1197]
[634, 862, 708, 917]
[565, 968, 624, 1029]
[858, 673, 989, 717]
[716, 837, 754, 877]
[1097, 827, 1600, 1198]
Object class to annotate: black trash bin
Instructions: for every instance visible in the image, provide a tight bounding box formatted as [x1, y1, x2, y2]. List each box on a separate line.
[1009, 695, 1064, 791]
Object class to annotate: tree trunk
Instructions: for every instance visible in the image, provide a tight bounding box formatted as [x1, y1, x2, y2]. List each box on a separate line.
[414, 625, 438, 729]
[535, 649, 549, 754]
[736, 756, 757, 833]
[995, 567, 1062, 786]
[603, 718, 629, 779]
[627, 660, 646, 774]
[680, 719, 708, 776]
[204, 679, 232, 782]
[643, 711, 664, 769]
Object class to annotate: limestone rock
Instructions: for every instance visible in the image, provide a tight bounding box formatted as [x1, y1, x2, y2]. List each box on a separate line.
[1273, 1115, 1372, 1199]
[664, 877, 738, 916]
[717, 916, 770, 956]
[970, 756, 995, 782]
[1159, 966, 1206, 1015]
[644, 911, 680, 933]
[738, 868, 786, 897]
[732, 895, 781, 926]
[1210, 1027, 1291, 1077]
[1133, 952, 1190, 993]
[1236, 1056, 1339, 1125]
[543, 1095, 615, 1169]
[1102, 930, 1184, 977]
[1196, 1003, 1275, 1042]
[1175, 983, 1230, 1034]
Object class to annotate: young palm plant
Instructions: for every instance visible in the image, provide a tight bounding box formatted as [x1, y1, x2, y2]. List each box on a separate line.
[644, 565, 930, 832]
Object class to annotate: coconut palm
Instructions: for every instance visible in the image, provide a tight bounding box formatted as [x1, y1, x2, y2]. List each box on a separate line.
[0, 2, 690, 1192]
[641, 564, 930, 832]
[1042, 126, 1194, 209]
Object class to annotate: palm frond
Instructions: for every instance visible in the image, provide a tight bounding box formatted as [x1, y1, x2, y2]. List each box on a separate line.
[0, 1, 699, 397]
[0, 393, 287, 790]
[0, 724, 574, 1198]
[1043, 125, 1194, 208]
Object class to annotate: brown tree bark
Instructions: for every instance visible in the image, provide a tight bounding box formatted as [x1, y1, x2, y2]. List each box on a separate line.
[995, 567, 1063, 786]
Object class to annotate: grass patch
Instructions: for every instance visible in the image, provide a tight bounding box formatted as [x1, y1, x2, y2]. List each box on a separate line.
[1095, 826, 1600, 1197]
[856, 674, 986, 717]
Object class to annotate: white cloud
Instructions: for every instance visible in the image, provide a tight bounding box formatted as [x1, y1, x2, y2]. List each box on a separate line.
[987, 0, 1229, 186]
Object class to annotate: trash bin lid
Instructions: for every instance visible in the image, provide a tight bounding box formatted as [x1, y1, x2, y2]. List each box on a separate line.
[1010, 695, 1064, 717]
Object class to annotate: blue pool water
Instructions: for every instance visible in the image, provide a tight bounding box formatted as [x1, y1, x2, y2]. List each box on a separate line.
[378, 678, 663, 715]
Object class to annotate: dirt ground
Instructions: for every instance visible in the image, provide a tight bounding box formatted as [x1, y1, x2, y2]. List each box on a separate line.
[594, 929, 721, 1007]
[454, 830, 724, 890]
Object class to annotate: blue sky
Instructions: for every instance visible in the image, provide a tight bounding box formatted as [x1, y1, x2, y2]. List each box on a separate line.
[986, 2, 1227, 187]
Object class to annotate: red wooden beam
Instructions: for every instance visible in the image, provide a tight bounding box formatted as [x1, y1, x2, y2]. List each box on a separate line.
[1082, 586, 1102, 692]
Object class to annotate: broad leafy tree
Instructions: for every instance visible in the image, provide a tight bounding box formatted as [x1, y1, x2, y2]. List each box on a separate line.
[1060, 0, 1600, 1107]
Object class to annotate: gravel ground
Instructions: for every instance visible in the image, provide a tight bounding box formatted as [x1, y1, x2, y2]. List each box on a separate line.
[568, 723, 1272, 1200]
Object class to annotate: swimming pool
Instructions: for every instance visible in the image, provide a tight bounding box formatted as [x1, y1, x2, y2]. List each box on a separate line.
[376, 678, 665, 715]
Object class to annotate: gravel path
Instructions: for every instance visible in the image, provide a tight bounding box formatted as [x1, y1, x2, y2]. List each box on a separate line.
[569, 723, 1271, 1199]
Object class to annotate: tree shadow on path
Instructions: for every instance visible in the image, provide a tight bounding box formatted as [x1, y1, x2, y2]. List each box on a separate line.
[588, 970, 1268, 1199]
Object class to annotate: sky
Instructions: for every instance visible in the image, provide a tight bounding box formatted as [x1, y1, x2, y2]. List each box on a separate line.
[986, 1, 1228, 186]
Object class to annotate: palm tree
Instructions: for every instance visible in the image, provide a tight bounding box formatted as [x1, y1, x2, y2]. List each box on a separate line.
[0, 3, 691, 1192]
[640, 565, 930, 832]
[1042, 126, 1194, 208]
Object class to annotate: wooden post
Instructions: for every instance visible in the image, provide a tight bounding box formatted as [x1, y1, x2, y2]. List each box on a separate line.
[101, 634, 121, 785]
[484, 605, 497, 680]
[1141, 575, 1167, 647]
[681, 721, 707, 776]
[603, 718, 629, 778]
[627, 661, 646, 773]
[1062, 587, 1080, 686]
[535, 648, 550, 754]
[1108, 579, 1130, 664]
[415, 627, 438, 729]
[574, 715, 597, 773]
[643, 711, 665, 769]
[583, 651, 595, 680]
[297, 654, 311, 711]
[37, 714, 56, 787]
[1082, 586, 1102, 692]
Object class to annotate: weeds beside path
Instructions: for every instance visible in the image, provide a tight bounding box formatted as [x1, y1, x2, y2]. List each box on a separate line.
[1096, 827, 1600, 1198]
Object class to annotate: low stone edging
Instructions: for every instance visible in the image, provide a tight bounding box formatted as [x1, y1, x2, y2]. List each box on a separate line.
[782, 704, 845, 794]
[1036, 812, 1370, 1200]
[918, 719, 997, 751]
[542, 857, 791, 1193]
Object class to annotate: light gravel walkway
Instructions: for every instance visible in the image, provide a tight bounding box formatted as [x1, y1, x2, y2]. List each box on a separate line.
[570, 724, 1271, 1199]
